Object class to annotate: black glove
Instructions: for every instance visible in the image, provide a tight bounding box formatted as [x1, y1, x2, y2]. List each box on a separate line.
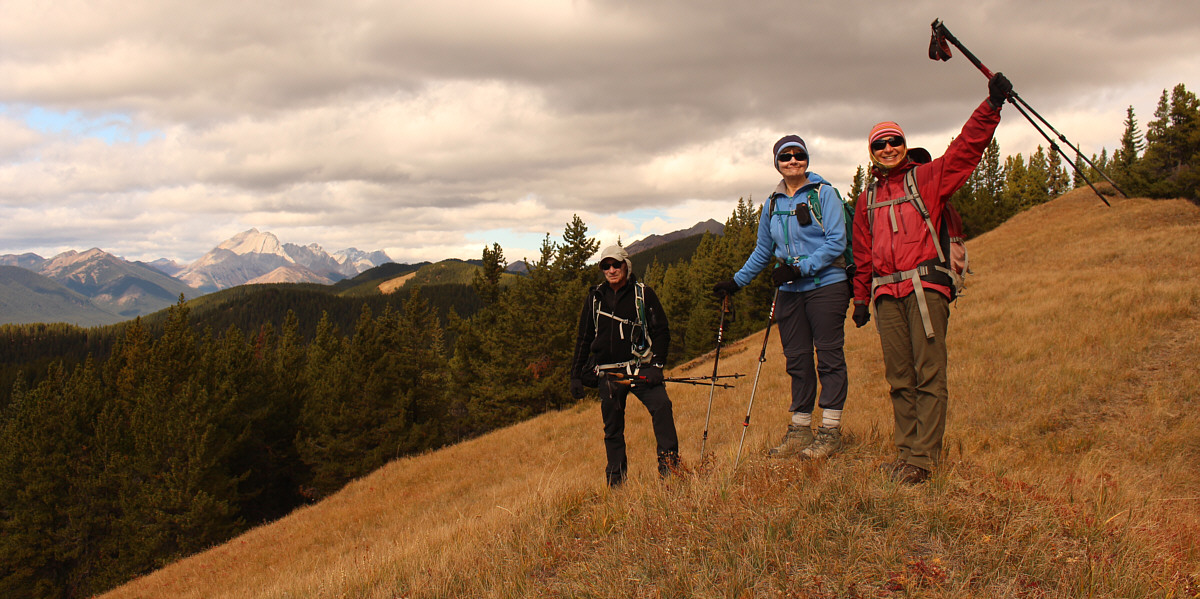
[988, 72, 1013, 108]
[771, 264, 803, 287]
[570, 378, 586, 399]
[712, 279, 740, 297]
[852, 304, 871, 328]
[636, 366, 664, 388]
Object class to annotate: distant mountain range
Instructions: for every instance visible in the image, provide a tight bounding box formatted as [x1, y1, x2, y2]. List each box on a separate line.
[625, 219, 723, 255]
[1, 221, 721, 327]
[1, 229, 393, 326]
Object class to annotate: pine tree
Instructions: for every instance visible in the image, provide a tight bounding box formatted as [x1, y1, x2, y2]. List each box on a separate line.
[556, 214, 601, 281]
[1001, 154, 1032, 213]
[1027, 146, 1051, 205]
[1046, 146, 1072, 199]
[973, 139, 1006, 233]
[849, 165, 866, 204]
[1138, 83, 1200, 200]
[471, 243, 506, 306]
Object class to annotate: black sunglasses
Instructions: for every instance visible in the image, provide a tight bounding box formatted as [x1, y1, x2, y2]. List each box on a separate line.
[600, 261, 623, 271]
[777, 152, 808, 163]
[870, 136, 906, 152]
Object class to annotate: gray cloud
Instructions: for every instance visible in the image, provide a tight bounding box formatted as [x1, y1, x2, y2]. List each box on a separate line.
[1, 0, 1197, 263]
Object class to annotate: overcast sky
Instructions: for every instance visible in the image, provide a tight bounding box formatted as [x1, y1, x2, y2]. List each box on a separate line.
[2, 0, 1197, 266]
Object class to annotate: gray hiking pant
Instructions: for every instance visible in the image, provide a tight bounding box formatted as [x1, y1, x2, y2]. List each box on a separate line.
[775, 282, 851, 415]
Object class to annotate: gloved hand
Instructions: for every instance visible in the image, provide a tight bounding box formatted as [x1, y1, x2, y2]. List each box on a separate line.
[771, 264, 803, 287]
[570, 378, 586, 399]
[635, 366, 664, 388]
[712, 279, 740, 297]
[852, 304, 871, 328]
[988, 72, 1013, 108]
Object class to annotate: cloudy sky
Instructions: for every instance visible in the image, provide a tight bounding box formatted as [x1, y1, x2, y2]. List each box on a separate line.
[2, 0, 1197, 266]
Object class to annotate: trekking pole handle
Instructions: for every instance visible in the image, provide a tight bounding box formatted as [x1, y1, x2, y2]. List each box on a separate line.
[933, 20, 994, 79]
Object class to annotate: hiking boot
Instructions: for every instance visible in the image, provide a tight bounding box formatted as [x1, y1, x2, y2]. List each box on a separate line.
[799, 426, 843, 460]
[889, 462, 931, 485]
[878, 457, 906, 477]
[658, 451, 681, 479]
[768, 424, 814, 458]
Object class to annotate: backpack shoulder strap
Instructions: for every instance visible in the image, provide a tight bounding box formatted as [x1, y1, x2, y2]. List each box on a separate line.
[904, 169, 931, 220]
[903, 169, 948, 265]
[866, 181, 876, 227]
[808, 184, 826, 230]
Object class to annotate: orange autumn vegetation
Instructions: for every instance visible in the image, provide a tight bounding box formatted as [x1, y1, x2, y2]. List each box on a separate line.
[103, 187, 1200, 598]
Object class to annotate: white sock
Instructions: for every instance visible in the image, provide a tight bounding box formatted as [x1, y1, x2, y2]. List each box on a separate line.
[821, 409, 842, 429]
[791, 412, 812, 427]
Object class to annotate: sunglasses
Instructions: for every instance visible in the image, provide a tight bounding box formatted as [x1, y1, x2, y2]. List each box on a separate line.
[870, 136, 906, 152]
[600, 261, 623, 271]
[777, 152, 808, 163]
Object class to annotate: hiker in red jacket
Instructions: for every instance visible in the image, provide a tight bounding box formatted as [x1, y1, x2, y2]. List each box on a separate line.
[851, 73, 1011, 484]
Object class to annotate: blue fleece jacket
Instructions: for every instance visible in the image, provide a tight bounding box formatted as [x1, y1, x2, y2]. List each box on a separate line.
[732, 171, 848, 293]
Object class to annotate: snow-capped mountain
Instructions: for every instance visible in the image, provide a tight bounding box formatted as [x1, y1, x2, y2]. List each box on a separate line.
[176, 229, 392, 293]
[333, 248, 393, 273]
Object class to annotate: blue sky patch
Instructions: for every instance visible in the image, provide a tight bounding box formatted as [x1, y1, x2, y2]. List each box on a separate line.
[4, 104, 160, 145]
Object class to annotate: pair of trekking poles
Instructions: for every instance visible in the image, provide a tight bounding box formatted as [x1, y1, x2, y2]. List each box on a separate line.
[928, 19, 1126, 204]
[696, 289, 777, 470]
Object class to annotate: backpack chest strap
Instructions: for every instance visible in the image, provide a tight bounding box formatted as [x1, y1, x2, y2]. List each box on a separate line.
[867, 194, 917, 234]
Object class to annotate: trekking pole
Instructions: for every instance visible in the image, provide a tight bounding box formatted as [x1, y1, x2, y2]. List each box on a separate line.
[700, 294, 732, 459]
[603, 372, 738, 389]
[733, 288, 779, 469]
[670, 374, 744, 383]
[929, 18, 1123, 206]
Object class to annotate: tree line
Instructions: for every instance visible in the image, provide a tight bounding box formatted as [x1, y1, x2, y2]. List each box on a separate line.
[2, 82, 1196, 598]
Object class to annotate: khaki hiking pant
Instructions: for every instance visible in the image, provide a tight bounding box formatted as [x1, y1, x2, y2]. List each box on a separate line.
[875, 289, 950, 472]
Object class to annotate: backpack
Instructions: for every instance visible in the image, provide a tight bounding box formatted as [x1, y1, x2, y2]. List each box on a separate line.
[768, 183, 855, 278]
[865, 168, 970, 338]
[588, 280, 654, 376]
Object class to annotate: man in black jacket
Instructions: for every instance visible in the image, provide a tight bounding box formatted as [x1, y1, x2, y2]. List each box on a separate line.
[570, 245, 680, 487]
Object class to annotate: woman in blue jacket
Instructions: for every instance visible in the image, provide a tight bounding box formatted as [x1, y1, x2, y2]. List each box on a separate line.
[713, 135, 851, 460]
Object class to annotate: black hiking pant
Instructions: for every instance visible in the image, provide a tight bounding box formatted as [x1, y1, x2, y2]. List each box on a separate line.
[775, 282, 851, 415]
[599, 374, 679, 486]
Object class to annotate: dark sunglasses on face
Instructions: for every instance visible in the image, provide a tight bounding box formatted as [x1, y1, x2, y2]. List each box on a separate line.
[777, 152, 808, 163]
[600, 261, 623, 271]
[871, 136, 906, 152]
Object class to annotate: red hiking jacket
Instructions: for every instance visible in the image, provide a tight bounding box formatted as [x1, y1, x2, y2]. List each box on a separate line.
[852, 100, 1001, 305]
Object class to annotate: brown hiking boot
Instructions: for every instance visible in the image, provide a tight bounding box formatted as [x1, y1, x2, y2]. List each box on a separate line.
[878, 457, 906, 476]
[799, 426, 843, 460]
[889, 462, 931, 485]
[768, 424, 814, 458]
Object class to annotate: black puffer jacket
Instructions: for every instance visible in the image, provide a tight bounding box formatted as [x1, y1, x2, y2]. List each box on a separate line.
[570, 274, 670, 380]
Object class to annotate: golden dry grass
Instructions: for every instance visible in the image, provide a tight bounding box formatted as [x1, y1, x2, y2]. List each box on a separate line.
[378, 272, 418, 295]
[102, 189, 1200, 598]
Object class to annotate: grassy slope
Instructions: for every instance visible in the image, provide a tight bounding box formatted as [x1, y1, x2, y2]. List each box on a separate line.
[103, 190, 1200, 598]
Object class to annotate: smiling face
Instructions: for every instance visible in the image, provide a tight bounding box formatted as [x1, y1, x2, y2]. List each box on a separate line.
[775, 148, 809, 179]
[600, 258, 628, 288]
[871, 135, 907, 169]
